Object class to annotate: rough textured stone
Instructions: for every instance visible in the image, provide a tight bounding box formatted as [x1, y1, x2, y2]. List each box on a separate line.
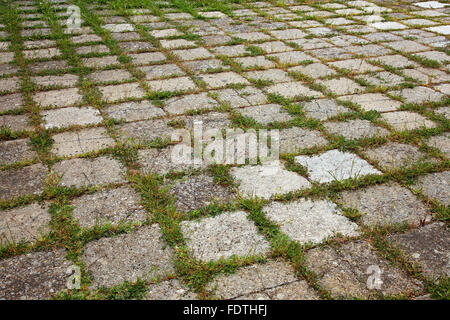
[278, 127, 328, 153]
[263, 199, 360, 244]
[295, 149, 381, 184]
[0, 164, 47, 200]
[240, 104, 293, 125]
[72, 186, 147, 228]
[52, 156, 126, 188]
[305, 241, 422, 298]
[105, 100, 165, 122]
[267, 81, 322, 99]
[140, 64, 184, 80]
[244, 68, 292, 83]
[340, 93, 402, 112]
[198, 72, 249, 89]
[41, 107, 103, 129]
[0, 138, 36, 165]
[164, 92, 217, 115]
[147, 76, 197, 92]
[116, 119, 171, 145]
[83, 224, 175, 288]
[231, 163, 311, 199]
[381, 111, 436, 131]
[413, 171, 449, 206]
[339, 182, 429, 227]
[100, 82, 146, 102]
[392, 86, 445, 105]
[145, 279, 197, 300]
[0, 249, 72, 300]
[319, 78, 365, 95]
[213, 86, 267, 108]
[180, 211, 270, 261]
[0, 93, 24, 113]
[302, 99, 350, 120]
[89, 69, 133, 83]
[324, 119, 389, 140]
[33, 88, 82, 108]
[0, 203, 50, 245]
[426, 133, 450, 158]
[289, 62, 337, 79]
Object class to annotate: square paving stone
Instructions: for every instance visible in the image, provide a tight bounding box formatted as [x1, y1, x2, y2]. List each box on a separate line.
[164, 92, 217, 115]
[31, 74, 79, 88]
[104, 100, 165, 122]
[244, 68, 292, 83]
[41, 107, 103, 129]
[71, 186, 147, 228]
[239, 104, 293, 125]
[267, 81, 322, 99]
[339, 182, 429, 227]
[182, 59, 229, 74]
[363, 142, 437, 171]
[387, 222, 449, 280]
[278, 127, 328, 153]
[140, 64, 185, 80]
[118, 41, 156, 53]
[268, 51, 318, 66]
[147, 76, 197, 92]
[130, 52, 166, 66]
[263, 199, 360, 244]
[426, 133, 450, 158]
[82, 224, 174, 288]
[103, 23, 135, 32]
[235, 32, 272, 42]
[305, 240, 422, 298]
[253, 41, 294, 54]
[52, 156, 126, 188]
[0, 52, 14, 64]
[201, 35, 232, 46]
[0, 114, 33, 132]
[89, 69, 133, 83]
[318, 78, 365, 95]
[0, 163, 47, 201]
[328, 59, 382, 73]
[302, 99, 351, 120]
[171, 47, 214, 61]
[0, 249, 72, 300]
[0, 93, 24, 112]
[391, 86, 445, 104]
[145, 279, 197, 300]
[234, 56, 275, 70]
[269, 29, 307, 40]
[373, 54, 417, 68]
[387, 40, 429, 53]
[211, 45, 249, 57]
[76, 44, 110, 55]
[324, 119, 390, 140]
[198, 72, 249, 89]
[412, 171, 449, 206]
[340, 93, 402, 112]
[0, 77, 20, 92]
[206, 260, 318, 300]
[290, 38, 333, 50]
[82, 55, 120, 68]
[434, 106, 449, 118]
[308, 47, 353, 61]
[370, 21, 408, 30]
[51, 127, 115, 157]
[71, 33, 102, 43]
[33, 88, 82, 108]
[0, 138, 36, 165]
[213, 86, 267, 108]
[295, 149, 381, 184]
[0, 202, 50, 245]
[115, 119, 171, 145]
[180, 211, 270, 261]
[230, 162, 312, 199]
[99, 83, 146, 103]
[23, 47, 61, 59]
[150, 29, 183, 38]
[289, 62, 337, 79]
[110, 32, 141, 41]
[169, 174, 234, 212]
[160, 39, 196, 49]
[381, 111, 436, 131]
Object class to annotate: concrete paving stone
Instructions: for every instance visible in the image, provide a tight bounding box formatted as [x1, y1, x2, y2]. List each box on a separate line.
[292, 37, 334, 50]
[328, 59, 382, 73]
[426, 132, 450, 158]
[165, 12, 193, 20]
[414, 1, 447, 9]
[263, 199, 360, 244]
[51, 127, 115, 157]
[414, 50, 449, 64]
[267, 81, 322, 99]
[339, 182, 429, 227]
[0, 163, 47, 201]
[253, 41, 293, 54]
[21, 28, 51, 37]
[412, 171, 449, 206]
[435, 83, 450, 95]
[0, 52, 14, 64]
[147, 76, 197, 92]
[269, 29, 307, 40]
[328, 35, 369, 47]
[326, 17, 354, 25]
[181, 211, 270, 261]
[211, 44, 248, 57]
[370, 21, 408, 30]
[182, 59, 228, 73]
[31, 74, 78, 88]
[198, 11, 227, 18]
[213, 85, 267, 108]
[164, 92, 217, 115]
[295, 149, 381, 183]
[324, 119, 389, 140]
[81, 55, 120, 68]
[434, 106, 449, 118]
[0, 249, 72, 300]
[99, 82, 146, 102]
[373, 54, 418, 68]
[89, 69, 133, 83]
[140, 64, 185, 80]
[387, 40, 429, 53]
[129, 52, 166, 65]
[305, 240, 422, 298]
[340, 93, 402, 112]
[363, 142, 437, 171]
[72, 186, 147, 228]
[115, 119, 171, 144]
[360, 71, 405, 87]
[171, 47, 214, 61]
[346, 44, 392, 57]
[234, 56, 275, 69]
[403, 19, 438, 26]
[240, 104, 293, 125]
[381, 111, 436, 131]
[393, 28, 437, 38]
[198, 72, 249, 89]
[110, 32, 141, 41]
[363, 31, 403, 42]
[103, 23, 134, 32]
[278, 127, 328, 153]
[235, 32, 272, 42]
[33, 87, 82, 108]
[169, 174, 234, 212]
[265, 281, 318, 300]
[41, 107, 102, 130]
[0, 114, 33, 132]
[308, 47, 353, 61]
[150, 28, 183, 38]
[0, 138, 36, 165]
[244, 68, 292, 83]
[305, 27, 336, 37]
[302, 98, 351, 120]
[388, 222, 449, 280]
[22, 47, 60, 59]
[268, 51, 318, 66]
[145, 279, 197, 300]
[404, 67, 450, 85]
[130, 15, 160, 23]
[318, 78, 365, 95]
[201, 35, 232, 46]
[70, 33, 102, 44]
[289, 62, 337, 79]
[231, 163, 311, 199]
[104, 100, 165, 122]
[52, 156, 126, 188]
[119, 41, 156, 53]
[0, 77, 20, 92]
[83, 224, 174, 288]
[76, 44, 111, 55]
[426, 25, 450, 35]
[0, 63, 19, 76]
[160, 39, 196, 49]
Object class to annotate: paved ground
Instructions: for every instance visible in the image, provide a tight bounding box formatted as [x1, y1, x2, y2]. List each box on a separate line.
[0, 0, 449, 300]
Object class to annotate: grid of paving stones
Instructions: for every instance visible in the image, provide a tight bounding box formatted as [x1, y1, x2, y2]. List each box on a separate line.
[0, 0, 448, 300]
